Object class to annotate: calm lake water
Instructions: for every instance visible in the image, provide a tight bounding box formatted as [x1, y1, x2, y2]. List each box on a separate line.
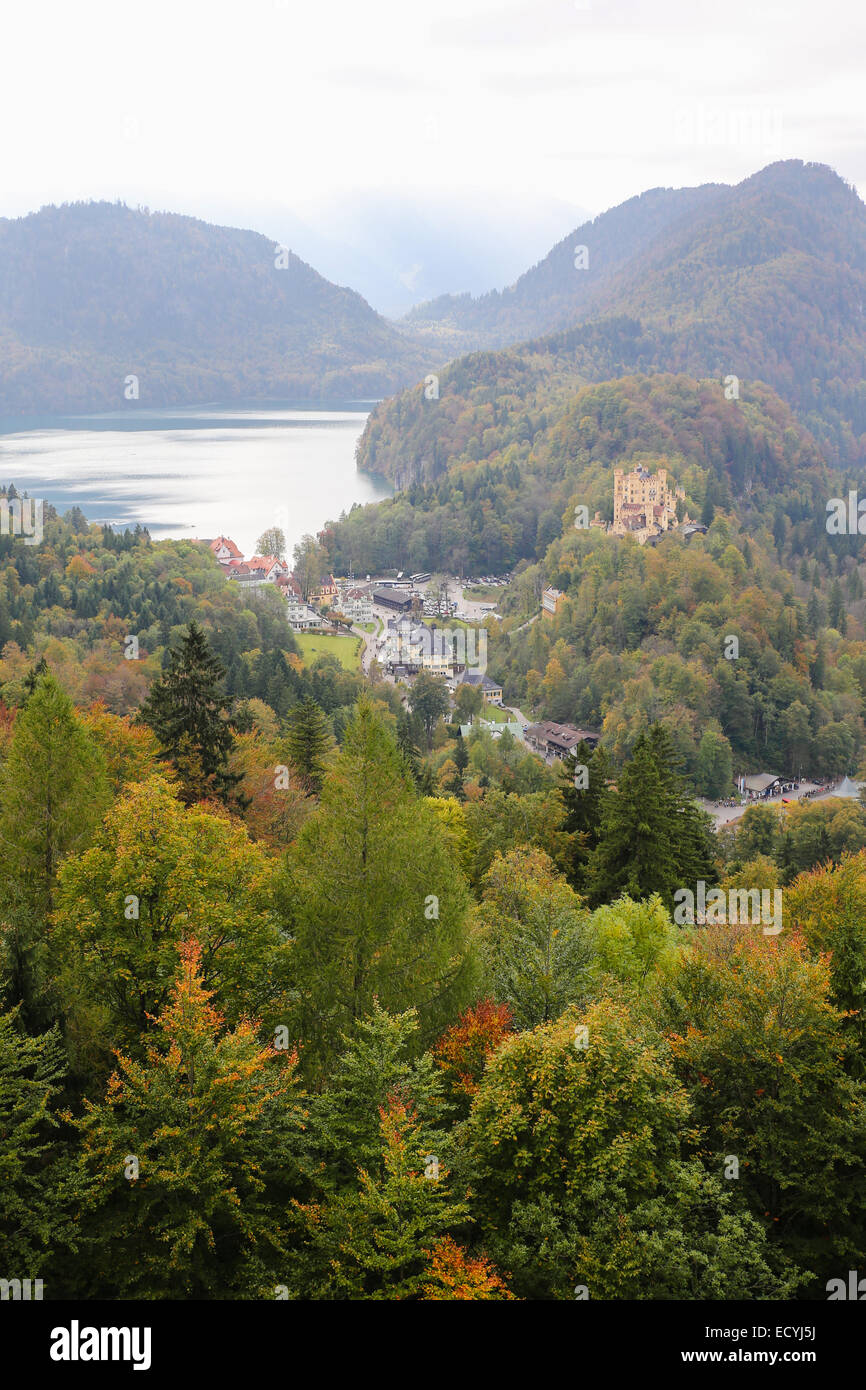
[0, 402, 392, 560]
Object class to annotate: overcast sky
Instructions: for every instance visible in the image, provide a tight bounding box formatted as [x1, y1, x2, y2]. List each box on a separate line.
[2, 0, 864, 299]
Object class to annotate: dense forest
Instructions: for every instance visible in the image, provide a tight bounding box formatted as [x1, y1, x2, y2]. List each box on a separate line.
[1, 507, 866, 1301]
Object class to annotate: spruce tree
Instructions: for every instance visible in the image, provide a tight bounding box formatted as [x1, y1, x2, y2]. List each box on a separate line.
[585, 726, 716, 909]
[557, 742, 610, 890]
[284, 697, 332, 794]
[137, 621, 239, 804]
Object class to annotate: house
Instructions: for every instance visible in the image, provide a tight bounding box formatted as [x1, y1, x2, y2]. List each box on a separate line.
[383, 620, 460, 676]
[524, 721, 601, 760]
[542, 587, 566, 618]
[335, 585, 374, 625]
[313, 573, 339, 602]
[285, 595, 321, 630]
[247, 555, 289, 584]
[457, 672, 504, 704]
[205, 536, 244, 567]
[227, 560, 269, 588]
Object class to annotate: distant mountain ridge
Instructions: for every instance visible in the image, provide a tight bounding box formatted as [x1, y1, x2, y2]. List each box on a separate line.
[359, 161, 866, 484]
[0, 201, 430, 413]
[403, 181, 725, 349]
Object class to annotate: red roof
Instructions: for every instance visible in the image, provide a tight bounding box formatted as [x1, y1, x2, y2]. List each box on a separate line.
[248, 554, 286, 571]
[210, 535, 244, 560]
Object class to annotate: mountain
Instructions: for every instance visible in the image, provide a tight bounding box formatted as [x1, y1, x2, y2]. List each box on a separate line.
[0, 201, 430, 413]
[360, 161, 866, 483]
[403, 181, 724, 350]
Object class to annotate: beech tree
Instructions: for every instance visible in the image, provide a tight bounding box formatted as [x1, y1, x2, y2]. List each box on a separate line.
[69, 940, 305, 1299]
[50, 776, 289, 1075]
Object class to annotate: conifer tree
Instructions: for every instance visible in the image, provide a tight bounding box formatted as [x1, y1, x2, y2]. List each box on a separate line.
[137, 621, 240, 804]
[285, 698, 475, 1074]
[0, 672, 109, 1024]
[585, 726, 716, 909]
[283, 696, 332, 794]
[557, 741, 610, 889]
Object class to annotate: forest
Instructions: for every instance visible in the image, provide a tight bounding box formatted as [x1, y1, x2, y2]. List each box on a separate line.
[2, 506, 866, 1301]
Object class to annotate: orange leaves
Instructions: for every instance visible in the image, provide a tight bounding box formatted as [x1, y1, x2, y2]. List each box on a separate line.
[421, 1236, 515, 1300]
[433, 998, 514, 1101]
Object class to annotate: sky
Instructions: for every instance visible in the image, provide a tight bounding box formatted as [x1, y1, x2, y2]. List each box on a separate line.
[2, 0, 864, 309]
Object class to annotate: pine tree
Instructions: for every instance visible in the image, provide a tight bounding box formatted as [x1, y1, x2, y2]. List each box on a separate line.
[137, 621, 240, 804]
[283, 697, 332, 794]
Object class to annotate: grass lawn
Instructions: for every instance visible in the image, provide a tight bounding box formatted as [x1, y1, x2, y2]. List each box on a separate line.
[481, 702, 512, 723]
[464, 584, 501, 599]
[359, 621, 377, 633]
[295, 631, 362, 672]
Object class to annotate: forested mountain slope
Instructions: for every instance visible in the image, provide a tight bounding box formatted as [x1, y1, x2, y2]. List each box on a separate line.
[0, 201, 430, 412]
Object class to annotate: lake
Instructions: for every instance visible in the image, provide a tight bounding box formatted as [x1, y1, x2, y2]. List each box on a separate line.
[0, 401, 392, 560]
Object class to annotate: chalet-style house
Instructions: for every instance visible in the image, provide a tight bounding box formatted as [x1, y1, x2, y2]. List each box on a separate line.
[524, 721, 601, 760]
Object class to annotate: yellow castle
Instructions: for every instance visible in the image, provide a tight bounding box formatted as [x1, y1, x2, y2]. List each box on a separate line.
[611, 465, 686, 544]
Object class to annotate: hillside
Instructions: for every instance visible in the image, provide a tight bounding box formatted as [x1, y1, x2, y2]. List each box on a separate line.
[361, 161, 866, 480]
[404, 181, 724, 350]
[325, 372, 831, 576]
[0, 201, 431, 412]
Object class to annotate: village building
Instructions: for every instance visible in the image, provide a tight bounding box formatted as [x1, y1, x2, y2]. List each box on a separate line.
[373, 587, 413, 612]
[458, 672, 504, 704]
[740, 773, 797, 799]
[542, 587, 566, 618]
[285, 593, 321, 630]
[204, 536, 244, 567]
[524, 720, 601, 760]
[382, 620, 461, 677]
[334, 584, 374, 625]
[247, 554, 289, 584]
[312, 573, 339, 603]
